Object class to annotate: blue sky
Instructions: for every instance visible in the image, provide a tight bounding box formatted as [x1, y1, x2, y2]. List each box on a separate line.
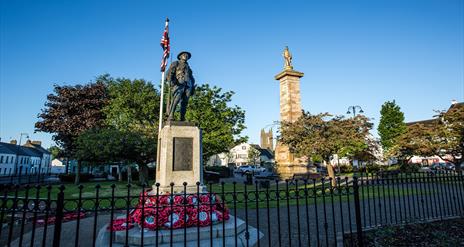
[1, 0, 463, 148]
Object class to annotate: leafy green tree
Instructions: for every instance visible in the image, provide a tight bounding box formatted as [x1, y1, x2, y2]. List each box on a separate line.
[280, 112, 372, 166]
[185, 84, 248, 163]
[103, 76, 160, 184]
[35, 77, 108, 184]
[378, 100, 406, 152]
[76, 127, 156, 184]
[48, 146, 62, 160]
[247, 147, 261, 165]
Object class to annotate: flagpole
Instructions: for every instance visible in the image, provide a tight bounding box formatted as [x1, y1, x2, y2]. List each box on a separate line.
[158, 71, 166, 134]
[156, 18, 169, 183]
[158, 18, 169, 135]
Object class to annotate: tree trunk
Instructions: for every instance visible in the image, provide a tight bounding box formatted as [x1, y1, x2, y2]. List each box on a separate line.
[138, 164, 149, 186]
[127, 164, 132, 184]
[118, 164, 123, 182]
[74, 160, 81, 185]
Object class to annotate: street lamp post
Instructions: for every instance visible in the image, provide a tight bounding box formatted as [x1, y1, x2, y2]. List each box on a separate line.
[14, 133, 29, 177]
[346, 106, 364, 173]
[346, 105, 364, 117]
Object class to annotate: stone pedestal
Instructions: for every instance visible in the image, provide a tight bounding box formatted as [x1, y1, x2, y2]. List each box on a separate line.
[155, 121, 206, 193]
[275, 68, 308, 179]
[96, 216, 263, 247]
[274, 143, 308, 179]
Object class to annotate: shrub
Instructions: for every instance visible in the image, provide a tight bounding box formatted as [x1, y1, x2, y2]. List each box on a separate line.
[366, 164, 382, 173]
[386, 164, 401, 172]
[400, 163, 420, 173]
[339, 164, 353, 174]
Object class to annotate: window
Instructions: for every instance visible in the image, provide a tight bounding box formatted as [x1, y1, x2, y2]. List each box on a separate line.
[242, 146, 247, 150]
[0, 156, 3, 163]
[5, 157, 9, 163]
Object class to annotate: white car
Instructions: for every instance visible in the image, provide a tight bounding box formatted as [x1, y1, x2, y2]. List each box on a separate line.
[237, 165, 266, 173]
[237, 165, 254, 173]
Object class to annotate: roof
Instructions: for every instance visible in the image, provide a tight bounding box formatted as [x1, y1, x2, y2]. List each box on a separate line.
[0, 143, 17, 155]
[0, 142, 43, 157]
[23, 142, 51, 154]
[260, 148, 274, 159]
[406, 119, 437, 126]
[250, 144, 274, 159]
[407, 101, 463, 126]
[449, 102, 464, 110]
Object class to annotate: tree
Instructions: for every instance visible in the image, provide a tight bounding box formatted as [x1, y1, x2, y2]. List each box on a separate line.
[103, 76, 160, 184]
[185, 84, 248, 163]
[247, 147, 261, 165]
[280, 112, 373, 166]
[393, 104, 464, 169]
[433, 104, 464, 168]
[48, 146, 62, 160]
[35, 77, 108, 184]
[390, 123, 433, 162]
[378, 100, 406, 152]
[76, 127, 154, 183]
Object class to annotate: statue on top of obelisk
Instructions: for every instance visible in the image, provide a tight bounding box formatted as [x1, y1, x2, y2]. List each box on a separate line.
[283, 46, 293, 70]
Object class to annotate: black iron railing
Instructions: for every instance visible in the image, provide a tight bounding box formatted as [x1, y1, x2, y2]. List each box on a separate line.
[0, 171, 463, 247]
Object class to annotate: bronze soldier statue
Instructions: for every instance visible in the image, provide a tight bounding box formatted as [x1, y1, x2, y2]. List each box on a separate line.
[166, 51, 195, 121]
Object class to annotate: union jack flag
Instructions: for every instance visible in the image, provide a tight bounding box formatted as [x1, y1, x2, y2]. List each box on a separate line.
[160, 18, 170, 72]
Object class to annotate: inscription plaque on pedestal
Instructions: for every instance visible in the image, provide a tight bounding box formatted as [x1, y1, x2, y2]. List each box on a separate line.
[173, 137, 193, 171]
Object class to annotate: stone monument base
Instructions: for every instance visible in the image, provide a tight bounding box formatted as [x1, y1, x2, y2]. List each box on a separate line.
[155, 122, 205, 194]
[276, 163, 309, 179]
[96, 216, 263, 247]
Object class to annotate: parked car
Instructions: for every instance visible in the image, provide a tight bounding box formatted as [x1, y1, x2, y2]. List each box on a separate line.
[254, 166, 266, 173]
[445, 163, 455, 171]
[237, 165, 254, 173]
[431, 163, 455, 171]
[204, 170, 221, 183]
[419, 166, 432, 173]
[236, 165, 266, 174]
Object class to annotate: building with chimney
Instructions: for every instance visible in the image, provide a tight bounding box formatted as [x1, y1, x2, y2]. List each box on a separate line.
[0, 140, 51, 176]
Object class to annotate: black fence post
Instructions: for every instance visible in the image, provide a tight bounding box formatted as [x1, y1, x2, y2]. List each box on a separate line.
[353, 177, 363, 247]
[53, 185, 65, 247]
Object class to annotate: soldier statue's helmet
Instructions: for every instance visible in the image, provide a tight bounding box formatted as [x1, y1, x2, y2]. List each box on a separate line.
[177, 51, 191, 60]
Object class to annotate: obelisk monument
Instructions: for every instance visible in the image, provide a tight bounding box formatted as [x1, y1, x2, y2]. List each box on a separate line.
[274, 46, 308, 179]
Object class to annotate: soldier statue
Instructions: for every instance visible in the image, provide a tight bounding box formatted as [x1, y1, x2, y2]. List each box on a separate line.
[283, 46, 293, 69]
[166, 51, 195, 121]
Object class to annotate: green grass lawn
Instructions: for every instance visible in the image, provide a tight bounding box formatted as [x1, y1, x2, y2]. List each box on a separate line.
[2, 179, 434, 210]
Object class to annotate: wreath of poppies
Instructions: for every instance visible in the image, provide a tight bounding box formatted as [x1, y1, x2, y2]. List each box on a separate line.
[108, 190, 230, 232]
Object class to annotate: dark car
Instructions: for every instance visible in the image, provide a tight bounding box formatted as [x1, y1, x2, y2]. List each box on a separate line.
[254, 171, 279, 180]
[204, 170, 221, 184]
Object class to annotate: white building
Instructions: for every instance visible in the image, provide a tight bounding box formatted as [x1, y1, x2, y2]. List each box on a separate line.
[207, 143, 275, 167]
[51, 159, 66, 174]
[0, 140, 52, 176]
